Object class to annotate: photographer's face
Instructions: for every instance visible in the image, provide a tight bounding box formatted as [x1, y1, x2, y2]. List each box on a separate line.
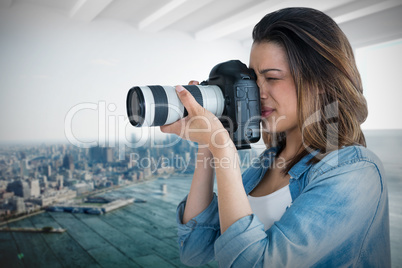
[249, 42, 298, 135]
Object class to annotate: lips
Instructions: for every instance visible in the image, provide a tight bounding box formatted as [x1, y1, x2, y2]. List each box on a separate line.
[261, 106, 275, 117]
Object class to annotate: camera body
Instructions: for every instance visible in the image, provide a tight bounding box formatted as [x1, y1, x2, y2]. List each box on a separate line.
[126, 60, 261, 149]
[202, 60, 261, 149]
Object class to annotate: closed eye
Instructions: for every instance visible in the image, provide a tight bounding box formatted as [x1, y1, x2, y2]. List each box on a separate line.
[266, 77, 279, 81]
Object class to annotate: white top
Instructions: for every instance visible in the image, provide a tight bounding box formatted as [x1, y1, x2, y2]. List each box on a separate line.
[248, 185, 292, 231]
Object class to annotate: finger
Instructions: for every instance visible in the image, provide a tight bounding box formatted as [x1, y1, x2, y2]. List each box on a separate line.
[176, 85, 203, 116]
[160, 118, 185, 136]
[188, 80, 199, 85]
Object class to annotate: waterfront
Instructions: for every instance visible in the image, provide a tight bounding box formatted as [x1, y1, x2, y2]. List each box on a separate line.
[1, 169, 401, 267]
[0, 174, 218, 267]
[0, 130, 401, 267]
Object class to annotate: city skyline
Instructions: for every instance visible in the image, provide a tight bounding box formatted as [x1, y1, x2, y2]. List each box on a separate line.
[0, 136, 192, 220]
[0, 128, 401, 267]
[0, 130, 265, 220]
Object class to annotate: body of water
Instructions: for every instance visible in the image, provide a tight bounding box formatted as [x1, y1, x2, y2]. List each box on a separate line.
[0, 130, 401, 267]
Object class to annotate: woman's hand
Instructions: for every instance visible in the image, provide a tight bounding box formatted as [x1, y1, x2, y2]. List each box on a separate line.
[160, 82, 233, 152]
[164, 81, 251, 234]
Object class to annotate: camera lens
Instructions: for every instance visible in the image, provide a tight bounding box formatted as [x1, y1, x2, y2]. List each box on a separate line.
[126, 85, 224, 127]
[127, 87, 145, 126]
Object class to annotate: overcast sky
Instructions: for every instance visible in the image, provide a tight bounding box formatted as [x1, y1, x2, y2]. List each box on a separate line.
[0, 3, 401, 146]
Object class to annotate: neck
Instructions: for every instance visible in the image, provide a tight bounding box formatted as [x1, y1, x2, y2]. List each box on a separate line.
[281, 128, 303, 160]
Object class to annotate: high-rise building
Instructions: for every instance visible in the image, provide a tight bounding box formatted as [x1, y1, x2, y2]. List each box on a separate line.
[29, 179, 40, 197]
[42, 175, 48, 189]
[10, 196, 25, 213]
[89, 147, 114, 163]
[56, 174, 64, 190]
[106, 148, 113, 163]
[20, 160, 29, 178]
[6, 180, 30, 199]
[45, 164, 52, 177]
[63, 154, 74, 172]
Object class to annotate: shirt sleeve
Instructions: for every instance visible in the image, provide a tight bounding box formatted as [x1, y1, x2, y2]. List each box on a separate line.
[176, 193, 221, 266]
[214, 159, 386, 267]
[175, 161, 262, 266]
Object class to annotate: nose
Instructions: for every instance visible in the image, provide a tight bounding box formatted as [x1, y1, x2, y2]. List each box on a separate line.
[260, 88, 268, 99]
[257, 78, 268, 99]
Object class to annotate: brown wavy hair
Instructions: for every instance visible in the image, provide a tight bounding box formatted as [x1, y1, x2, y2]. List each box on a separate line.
[252, 7, 367, 172]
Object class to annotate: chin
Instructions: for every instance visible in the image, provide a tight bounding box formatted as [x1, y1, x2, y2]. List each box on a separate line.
[262, 121, 284, 134]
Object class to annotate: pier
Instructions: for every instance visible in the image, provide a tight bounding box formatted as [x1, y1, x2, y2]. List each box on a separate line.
[0, 227, 66, 233]
[46, 198, 135, 215]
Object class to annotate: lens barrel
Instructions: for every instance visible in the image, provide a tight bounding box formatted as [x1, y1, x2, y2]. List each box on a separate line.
[126, 85, 224, 127]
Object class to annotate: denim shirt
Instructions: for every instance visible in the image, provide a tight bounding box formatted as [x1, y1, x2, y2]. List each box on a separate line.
[176, 145, 391, 267]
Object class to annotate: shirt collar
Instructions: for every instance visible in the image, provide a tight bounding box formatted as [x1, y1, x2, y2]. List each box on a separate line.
[260, 146, 318, 180]
[288, 150, 318, 179]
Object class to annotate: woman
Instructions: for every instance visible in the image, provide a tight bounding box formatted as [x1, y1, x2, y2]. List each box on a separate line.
[161, 7, 390, 267]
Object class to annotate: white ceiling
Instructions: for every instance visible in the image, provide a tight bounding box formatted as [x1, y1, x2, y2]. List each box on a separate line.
[1, 0, 402, 48]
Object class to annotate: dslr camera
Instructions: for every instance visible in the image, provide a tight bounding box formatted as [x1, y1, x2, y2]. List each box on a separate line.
[126, 60, 261, 149]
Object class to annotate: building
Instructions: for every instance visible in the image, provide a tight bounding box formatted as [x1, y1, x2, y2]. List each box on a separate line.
[29, 179, 40, 197]
[6, 180, 30, 199]
[42, 175, 48, 189]
[0, 191, 14, 199]
[73, 182, 94, 195]
[29, 189, 77, 207]
[57, 175, 64, 190]
[111, 175, 123, 186]
[9, 196, 26, 214]
[20, 159, 29, 178]
[89, 147, 113, 163]
[45, 164, 52, 177]
[63, 154, 74, 172]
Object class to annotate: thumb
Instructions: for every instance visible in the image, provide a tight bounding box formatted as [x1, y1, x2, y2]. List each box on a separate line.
[176, 85, 202, 116]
